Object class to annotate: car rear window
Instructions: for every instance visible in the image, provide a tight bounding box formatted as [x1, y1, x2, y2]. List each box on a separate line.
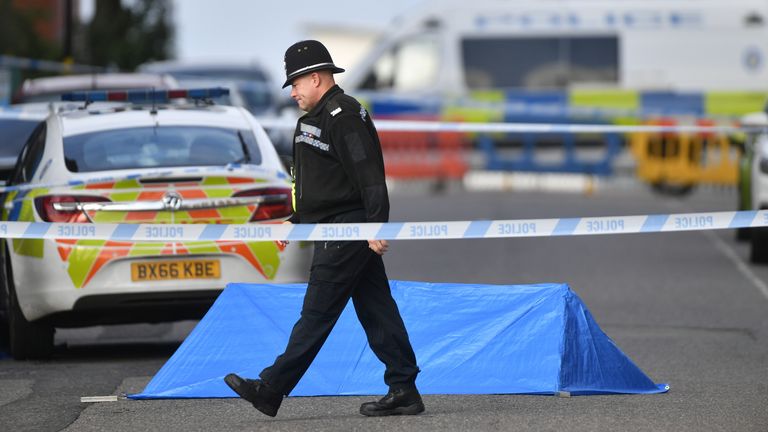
[63, 126, 262, 173]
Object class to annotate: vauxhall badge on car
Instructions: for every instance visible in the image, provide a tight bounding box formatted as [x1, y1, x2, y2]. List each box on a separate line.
[162, 191, 183, 211]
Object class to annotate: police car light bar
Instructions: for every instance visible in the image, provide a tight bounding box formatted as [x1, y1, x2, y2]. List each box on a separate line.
[60, 88, 230, 103]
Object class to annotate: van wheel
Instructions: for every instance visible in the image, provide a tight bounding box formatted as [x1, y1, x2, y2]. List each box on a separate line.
[5, 254, 53, 359]
[750, 227, 768, 264]
[650, 182, 694, 196]
[736, 227, 750, 242]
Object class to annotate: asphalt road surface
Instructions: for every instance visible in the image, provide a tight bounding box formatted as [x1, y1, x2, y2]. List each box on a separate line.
[1, 183, 767, 432]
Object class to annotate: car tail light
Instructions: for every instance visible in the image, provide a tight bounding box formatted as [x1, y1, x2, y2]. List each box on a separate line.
[232, 187, 293, 221]
[34, 195, 111, 223]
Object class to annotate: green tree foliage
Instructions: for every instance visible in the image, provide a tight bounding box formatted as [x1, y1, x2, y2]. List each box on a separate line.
[85, 0, 174, 71]
[0, 0, 173, 72]
[0, 0, 59, 58]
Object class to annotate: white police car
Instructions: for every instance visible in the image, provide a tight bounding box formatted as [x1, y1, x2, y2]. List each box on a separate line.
[746, 107, 768, 262]
[0, 88, 311, 359]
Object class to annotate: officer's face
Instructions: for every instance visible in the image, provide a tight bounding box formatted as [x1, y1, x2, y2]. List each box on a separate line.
[290, 73, 319, 112]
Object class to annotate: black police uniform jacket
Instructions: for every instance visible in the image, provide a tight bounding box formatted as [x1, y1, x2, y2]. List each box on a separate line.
[288, 85, 389, 224]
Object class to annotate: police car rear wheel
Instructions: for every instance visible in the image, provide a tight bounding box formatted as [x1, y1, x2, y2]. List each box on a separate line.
[5, 253, 54, 360]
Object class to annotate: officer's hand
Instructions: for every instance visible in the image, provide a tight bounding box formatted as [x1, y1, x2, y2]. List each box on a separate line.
[368, 239, 389, 255]
[277, 221, 292, 247]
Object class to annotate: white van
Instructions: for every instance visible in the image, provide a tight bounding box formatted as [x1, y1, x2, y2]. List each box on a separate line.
[341, 0, 768, 120]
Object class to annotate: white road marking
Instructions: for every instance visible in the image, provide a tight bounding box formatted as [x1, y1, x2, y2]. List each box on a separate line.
[80, 395, 120, 403]
[702, 230, 768, 301]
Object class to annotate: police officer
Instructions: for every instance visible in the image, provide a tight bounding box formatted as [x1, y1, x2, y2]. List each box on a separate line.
[224, 40, 423, 418]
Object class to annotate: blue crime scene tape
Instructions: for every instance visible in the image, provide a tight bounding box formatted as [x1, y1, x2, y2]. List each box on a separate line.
[0, 210, 764, 242]
[0, 118, 762, 195]
[257, 118, 767, 134]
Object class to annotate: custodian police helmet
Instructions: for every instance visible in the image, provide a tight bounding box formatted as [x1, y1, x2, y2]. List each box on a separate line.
[282, 40, 345, 88]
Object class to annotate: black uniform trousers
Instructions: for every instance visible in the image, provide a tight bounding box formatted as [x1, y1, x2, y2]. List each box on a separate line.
[259, 209, 420, 396]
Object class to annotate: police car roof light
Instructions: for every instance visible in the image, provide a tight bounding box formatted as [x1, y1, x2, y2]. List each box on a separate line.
[60, 88, 230, 103]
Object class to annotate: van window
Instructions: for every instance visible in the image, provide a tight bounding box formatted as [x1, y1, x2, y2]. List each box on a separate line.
[461, 36, 619, 89]
[360, 34, 440, 91]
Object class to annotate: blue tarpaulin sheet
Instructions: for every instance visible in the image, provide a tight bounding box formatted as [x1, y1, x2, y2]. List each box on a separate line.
[131, 281, 668, 399]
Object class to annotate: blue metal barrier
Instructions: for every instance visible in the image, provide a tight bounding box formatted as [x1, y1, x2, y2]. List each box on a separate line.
[480, 133, 622, 176]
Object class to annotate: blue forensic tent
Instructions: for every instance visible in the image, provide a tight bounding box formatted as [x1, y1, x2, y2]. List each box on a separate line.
[130, 281, 668, 399]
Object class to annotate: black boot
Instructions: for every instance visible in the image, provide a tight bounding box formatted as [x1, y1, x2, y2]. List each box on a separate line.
[359, 387, 425, 416]
[224, 373, 283, 417]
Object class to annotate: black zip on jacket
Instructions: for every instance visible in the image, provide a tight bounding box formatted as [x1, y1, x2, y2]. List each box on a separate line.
[288, 85, 389, 224]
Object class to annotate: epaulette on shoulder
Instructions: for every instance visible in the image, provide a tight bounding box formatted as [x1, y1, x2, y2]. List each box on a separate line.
[326, 99, 342, 117]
